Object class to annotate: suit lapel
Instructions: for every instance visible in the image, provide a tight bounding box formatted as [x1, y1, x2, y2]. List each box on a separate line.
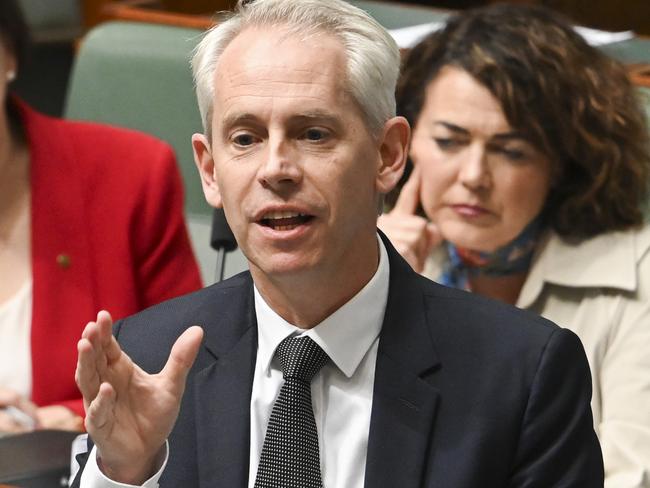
[194, 278, 258, 488]
[365, 234, 441, 487]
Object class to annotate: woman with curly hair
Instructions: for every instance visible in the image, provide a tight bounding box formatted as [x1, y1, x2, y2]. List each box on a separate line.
[379, 4, 650, 486]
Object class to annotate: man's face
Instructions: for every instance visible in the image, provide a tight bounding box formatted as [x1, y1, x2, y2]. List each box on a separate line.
[194, 28, 405, 285]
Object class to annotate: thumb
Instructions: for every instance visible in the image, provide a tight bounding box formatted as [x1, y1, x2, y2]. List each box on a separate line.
[161, 326, 204, 390]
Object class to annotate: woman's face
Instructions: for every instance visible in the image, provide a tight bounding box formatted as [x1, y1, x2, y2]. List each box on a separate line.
[410, 66, 553, 252]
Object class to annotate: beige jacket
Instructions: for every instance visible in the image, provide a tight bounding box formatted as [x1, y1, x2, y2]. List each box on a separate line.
[423, 225, 650, 488]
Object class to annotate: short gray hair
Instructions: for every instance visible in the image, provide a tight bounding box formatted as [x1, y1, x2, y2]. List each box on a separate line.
[191, 0, 400, 141]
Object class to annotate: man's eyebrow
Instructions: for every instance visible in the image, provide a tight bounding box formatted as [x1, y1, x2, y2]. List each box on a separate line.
[289, 111, 343, 128]
[221, 112, 262, 130]
[221, 111, 344, 131]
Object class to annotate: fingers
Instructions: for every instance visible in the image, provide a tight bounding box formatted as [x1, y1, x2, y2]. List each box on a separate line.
[36, 405, 84, 431]
[0, 388, 39, 429]
[77, 330, 102, 405]
[94, 311, 122, 364]
[76, 311, 121, 408]
[161, 326, 204, 394]
[0, 410, 33, 434]
[392, 164, 422, 215]
[424, 222, 443, 253]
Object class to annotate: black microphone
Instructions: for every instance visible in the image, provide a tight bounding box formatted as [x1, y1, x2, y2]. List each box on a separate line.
[210, 208, 237, 282]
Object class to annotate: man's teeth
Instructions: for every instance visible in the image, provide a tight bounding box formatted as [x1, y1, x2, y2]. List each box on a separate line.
[260, 211, 310, 230]
[263, 211, 305, 220]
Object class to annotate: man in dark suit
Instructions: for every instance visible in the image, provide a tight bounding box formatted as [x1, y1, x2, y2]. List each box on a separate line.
[72, 0, 603, 486]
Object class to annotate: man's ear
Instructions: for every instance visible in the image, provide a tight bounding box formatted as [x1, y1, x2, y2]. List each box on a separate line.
[376, 116, 410, 194]
[192, 133, 222, 208]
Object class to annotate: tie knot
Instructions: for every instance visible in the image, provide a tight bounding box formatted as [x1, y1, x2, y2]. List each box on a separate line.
[276, 336, 329, 382]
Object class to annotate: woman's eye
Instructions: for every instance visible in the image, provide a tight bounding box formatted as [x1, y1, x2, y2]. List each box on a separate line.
[302, 128, 328, 141]
[433, 137, 459, 150]
[232, 133, 256, 147]
[500, 148, 526, 161]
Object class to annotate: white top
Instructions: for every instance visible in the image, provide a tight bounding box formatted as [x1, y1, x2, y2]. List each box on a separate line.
[0, 278, 33, 398]
[80, 236, 390, 488]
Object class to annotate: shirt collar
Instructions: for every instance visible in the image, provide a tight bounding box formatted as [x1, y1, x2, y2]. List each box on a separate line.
[517, 226, 650, 308]
[255, 234, 390, 378]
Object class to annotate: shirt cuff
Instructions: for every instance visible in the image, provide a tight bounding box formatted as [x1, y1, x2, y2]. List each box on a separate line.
[79, 443, 169, 488]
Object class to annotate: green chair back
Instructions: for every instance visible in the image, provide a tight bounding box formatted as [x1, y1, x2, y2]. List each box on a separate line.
[64, 21, 252, 283]
[65, 21, 209, 219]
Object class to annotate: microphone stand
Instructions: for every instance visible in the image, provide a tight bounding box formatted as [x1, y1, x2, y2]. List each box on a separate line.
[210, 208, 238, 282]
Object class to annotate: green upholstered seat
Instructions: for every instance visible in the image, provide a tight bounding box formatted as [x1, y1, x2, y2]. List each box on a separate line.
[64, 21, 249, 282]
[65, 21, 207, 218]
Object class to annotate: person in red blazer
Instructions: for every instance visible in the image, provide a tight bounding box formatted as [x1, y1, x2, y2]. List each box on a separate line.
[0, 0, 202, 432]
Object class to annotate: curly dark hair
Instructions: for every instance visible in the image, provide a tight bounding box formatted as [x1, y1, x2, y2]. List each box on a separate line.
[396, 3, 650, 238]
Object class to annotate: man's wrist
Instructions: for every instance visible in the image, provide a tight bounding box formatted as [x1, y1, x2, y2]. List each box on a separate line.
[96, 446, 165, 485]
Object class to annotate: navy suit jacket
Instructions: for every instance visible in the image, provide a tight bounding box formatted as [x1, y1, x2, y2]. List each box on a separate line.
[73, 235, 603, 487]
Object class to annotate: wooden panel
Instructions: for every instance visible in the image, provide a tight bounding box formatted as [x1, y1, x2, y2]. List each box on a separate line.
[82, 0, 233, 29]
[89, 0, 650, 89]
[101, 0, 214, 29]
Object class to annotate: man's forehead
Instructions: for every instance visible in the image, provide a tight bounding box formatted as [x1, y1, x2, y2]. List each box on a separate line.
[213, 26, 346, 87]
[211, 26, 350, 116]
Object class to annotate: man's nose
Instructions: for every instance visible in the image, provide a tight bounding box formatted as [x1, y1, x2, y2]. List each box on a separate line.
[459, 144, 491, 190]
[258, 139, 303, 189]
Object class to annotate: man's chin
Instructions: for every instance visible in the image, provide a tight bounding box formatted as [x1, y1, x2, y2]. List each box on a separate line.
[248, 253, 321, 280]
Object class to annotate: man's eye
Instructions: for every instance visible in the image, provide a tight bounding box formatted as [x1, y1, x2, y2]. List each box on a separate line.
[302, 128, 328, 141]
[233, 133, 256, 147]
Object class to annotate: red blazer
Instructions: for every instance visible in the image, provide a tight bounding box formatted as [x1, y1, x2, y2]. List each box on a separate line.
[17, 100, 203, 417]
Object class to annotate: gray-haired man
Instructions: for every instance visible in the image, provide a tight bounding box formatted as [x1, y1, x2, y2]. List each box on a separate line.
[72, 1, 603, 486]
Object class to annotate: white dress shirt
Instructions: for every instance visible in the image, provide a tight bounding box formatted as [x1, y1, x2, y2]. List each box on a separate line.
[81, 236, 390, 488]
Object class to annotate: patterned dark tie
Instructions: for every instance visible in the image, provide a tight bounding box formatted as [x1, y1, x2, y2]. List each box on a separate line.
[254, 336, 330, 488]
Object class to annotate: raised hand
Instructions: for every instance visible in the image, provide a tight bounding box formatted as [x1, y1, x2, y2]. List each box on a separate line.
[76, 310, 203, 484]
[378, 165, 441, 272]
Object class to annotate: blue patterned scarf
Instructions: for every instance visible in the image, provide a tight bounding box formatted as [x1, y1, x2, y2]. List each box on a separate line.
[439, 216, 544, 290]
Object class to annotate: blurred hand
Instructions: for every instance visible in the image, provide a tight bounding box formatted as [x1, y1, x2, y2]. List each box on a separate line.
[76, 310, 203, 484]
[378, 165, 441, 272]
[36, 405, 84, 431]
[0, 387, 39, 433]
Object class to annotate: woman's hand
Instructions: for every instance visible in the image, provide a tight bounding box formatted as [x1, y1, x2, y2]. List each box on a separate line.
[0, 387, 39, 433]
[378, 165, 442, 272]
[36, 405, 84, 431]
[76, 310, 203, 484]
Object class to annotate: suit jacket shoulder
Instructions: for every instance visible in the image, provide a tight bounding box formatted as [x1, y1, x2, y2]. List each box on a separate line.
[114, 271, 255, 374]
[366, 234, 603, 487]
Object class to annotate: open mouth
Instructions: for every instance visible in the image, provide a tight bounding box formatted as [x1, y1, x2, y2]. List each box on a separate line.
[259, 211, 314, 231]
